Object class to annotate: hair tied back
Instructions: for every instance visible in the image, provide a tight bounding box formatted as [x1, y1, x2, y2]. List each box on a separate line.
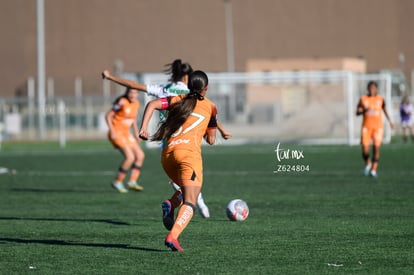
[187, 92, 204, 101]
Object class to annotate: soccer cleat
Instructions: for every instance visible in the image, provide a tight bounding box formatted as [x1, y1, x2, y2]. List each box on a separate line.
[161, 200, 174, 230]
[126, 181, 144, 191]
[198, 205, 210, 219]
[369, 170, 378, 178]
[165, 232, 184, 252]
[197, 193, 210, 218]
[111, 181, 128, 193]
[363, 165, 372, 176]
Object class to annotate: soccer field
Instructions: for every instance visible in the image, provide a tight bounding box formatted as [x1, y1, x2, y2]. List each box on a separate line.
[0, 141, 413, 274]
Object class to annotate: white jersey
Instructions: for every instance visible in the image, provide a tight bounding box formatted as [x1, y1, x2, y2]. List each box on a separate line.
[146, 81, 189, 121]
[146, 81, 189, 98]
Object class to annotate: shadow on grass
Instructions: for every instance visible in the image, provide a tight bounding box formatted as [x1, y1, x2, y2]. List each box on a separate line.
[0, 216, 130, 226]
[0, 237, 166, 252]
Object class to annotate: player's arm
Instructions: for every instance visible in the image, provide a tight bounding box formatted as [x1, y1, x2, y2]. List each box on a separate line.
[382, 101, 394, 129]
[132, 115, 140, 140]
[356, 99, 365, 116]
[204, 128, 217, 145]
[105, 109, 116, 139]
[204, 106, 218, 145]
[102, 70, 148, 92]
[139, 98, 166, 140]
[217, 120, 232, 140]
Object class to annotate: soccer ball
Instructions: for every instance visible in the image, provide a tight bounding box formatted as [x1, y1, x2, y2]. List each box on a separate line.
[226, 199, 249, 221]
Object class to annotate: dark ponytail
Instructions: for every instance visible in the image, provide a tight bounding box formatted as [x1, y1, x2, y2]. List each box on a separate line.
[164, 59, 193, 83]
[152, 70, 208, 141]
[113, 87, 132, 104]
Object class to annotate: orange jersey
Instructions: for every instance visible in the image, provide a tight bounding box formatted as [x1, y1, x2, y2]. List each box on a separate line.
[159, 94, 217, 185]
[161, 95, 217, 154]
[358, 95, 385, 129]
[110, 97, 139, 133]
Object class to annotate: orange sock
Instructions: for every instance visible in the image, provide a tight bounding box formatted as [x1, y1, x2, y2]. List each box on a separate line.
[371, 161, 378, 172]
[115, 167, 127, 182]
[170, 190, 183, 209]
[129, 164, 141, 182]
[170, 203, 195, 239]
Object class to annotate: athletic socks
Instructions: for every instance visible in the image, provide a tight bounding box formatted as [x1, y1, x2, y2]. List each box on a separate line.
[115, 167, 127, 182]
[129, 164, 141, 182]
[170, 203, 195, 239]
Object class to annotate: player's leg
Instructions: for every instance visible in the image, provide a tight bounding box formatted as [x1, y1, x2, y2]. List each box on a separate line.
[165, 182, 201, 252]
[161, 188, 183, 231]
[112, 145, 134, 193]
[402, 125, 408, 143]
[370, 128, 383, 178]
[197, 192, 210, 218]
[370, 145, 380, 177]
[161, 154, 182, 230]
[170, 180, 210, 218]
[361, 127, 371, 175]
[126, 142, 145, 191]
[361, 144, 371, 176]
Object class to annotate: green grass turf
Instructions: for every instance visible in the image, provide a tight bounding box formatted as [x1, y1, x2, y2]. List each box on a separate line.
[0, 141, 413, 274]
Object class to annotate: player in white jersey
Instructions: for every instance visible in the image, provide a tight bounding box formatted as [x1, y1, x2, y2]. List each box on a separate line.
[102, 59, 232, 218]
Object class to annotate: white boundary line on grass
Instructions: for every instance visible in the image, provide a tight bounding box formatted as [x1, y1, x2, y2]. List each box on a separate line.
[5, 169, 414, 177]
[6, 170, 272, 177]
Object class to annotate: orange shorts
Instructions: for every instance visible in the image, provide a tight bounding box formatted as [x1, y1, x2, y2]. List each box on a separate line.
[108, 130, 136, 148]
[161, 150, 203, 187]
[361, 127, 383, 147]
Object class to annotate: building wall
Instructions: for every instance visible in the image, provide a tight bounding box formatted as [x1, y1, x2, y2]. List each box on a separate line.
[246, 57, 367, 73]
[0, 0, 413, 97]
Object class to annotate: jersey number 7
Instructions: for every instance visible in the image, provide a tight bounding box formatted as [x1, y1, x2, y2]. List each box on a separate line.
[171, 112, 205, 137]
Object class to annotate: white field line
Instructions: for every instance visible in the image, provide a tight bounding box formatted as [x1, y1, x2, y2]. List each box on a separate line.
[0, 149, 113, 157]
[23, 170, 115, 176]
[5, 170, 270, 177]
[4, 169, 414, 177]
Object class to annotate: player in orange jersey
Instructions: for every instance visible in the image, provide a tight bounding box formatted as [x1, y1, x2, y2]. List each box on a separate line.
[105, 88, 145, 193]
[139, 70, 217, 251]
[356, 81, 394, 178]
[103, 59, 232, 217]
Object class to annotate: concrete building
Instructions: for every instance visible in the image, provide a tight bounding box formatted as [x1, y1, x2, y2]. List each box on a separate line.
[1, 0, 413, 97]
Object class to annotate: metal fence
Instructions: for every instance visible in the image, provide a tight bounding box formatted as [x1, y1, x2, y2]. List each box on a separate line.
[0, 71, 403, 147]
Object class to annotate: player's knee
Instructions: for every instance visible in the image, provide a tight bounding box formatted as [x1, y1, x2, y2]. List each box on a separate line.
[126, 155, 134, 164]
[138, 150, 145, 161]
[118, 166, 128, 174]
[183, 202, 196, 211]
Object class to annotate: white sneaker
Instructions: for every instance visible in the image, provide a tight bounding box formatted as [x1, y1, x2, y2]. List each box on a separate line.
[197, 193, 210, 218]
[369, 170, 377, 178]
[364, 164, 372, 176]
[111, 181, 128, 193]
[126, 181, 144, 191]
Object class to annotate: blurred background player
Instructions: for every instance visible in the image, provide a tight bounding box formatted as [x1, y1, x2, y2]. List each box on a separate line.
[139, 70, 217, 251]
[102, 59, 232, 217]
[105, 88, 145, 193]
[400, 95, 414, 143]
[356, 81, 394, 178]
